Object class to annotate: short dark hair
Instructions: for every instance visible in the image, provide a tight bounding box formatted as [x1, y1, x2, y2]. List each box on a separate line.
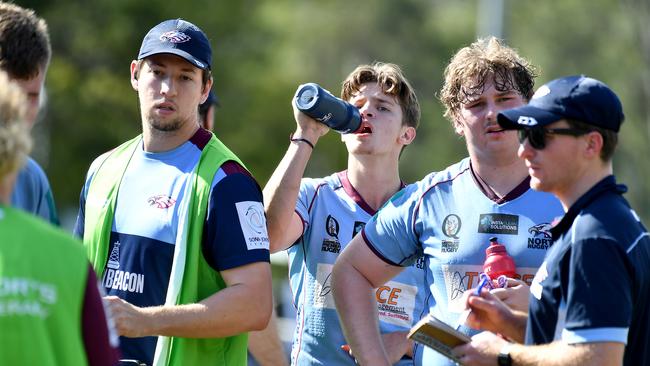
[566, 119, 618, 161]
[0, 2, 51, 79]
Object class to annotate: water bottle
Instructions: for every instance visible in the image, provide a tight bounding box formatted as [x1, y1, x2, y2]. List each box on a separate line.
[482, 237, 517, 279]
[294, 83, 362, 134]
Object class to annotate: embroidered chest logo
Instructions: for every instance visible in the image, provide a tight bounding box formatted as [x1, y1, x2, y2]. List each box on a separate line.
[527, 223, 553, 250]
[321, 215, 341, 254]
[147, 194, 176, 209]
[441, 214, 461, 253]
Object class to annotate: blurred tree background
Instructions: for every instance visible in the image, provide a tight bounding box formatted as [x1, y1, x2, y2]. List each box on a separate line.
[16, 0, 650, 226]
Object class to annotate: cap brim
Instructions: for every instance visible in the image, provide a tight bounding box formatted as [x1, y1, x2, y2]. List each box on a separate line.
[139, 49, 209, 70]
[497, 105, 565, 130]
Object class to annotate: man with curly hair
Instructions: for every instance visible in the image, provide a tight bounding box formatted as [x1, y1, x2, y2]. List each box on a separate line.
[332, 38, 564, 365]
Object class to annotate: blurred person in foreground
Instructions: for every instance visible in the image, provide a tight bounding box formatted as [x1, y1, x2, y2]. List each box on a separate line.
[74, 19, 272, 366]
[263, 62, 426, 365]
[0, 70, 119, 366]
[453, 75, 650, 366]
[331, 38, 564, 365]
[0, 1, 58, 224]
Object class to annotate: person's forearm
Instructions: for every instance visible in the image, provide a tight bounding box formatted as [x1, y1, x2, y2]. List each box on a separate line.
[141, 280, 272, 338]
[332, 258, 391, 366]
[508, 341, 623, 366]
[248, 309, 289, 366]
[263, 142, 312, 252]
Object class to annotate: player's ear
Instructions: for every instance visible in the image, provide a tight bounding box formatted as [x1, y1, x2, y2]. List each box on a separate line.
[130, 60, 139, 90]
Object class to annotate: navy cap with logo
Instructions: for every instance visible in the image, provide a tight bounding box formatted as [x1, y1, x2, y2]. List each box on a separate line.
[498, 75, 624, 132]
[138, 19, 211, 70]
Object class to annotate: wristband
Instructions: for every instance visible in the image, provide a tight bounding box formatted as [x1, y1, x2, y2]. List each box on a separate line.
[289, 133, 315, 149]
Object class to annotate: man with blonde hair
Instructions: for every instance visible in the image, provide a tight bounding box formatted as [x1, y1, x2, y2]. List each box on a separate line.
[0, 71, 119, 366]
[264, 62, 426, 365]
[332, 38, 563, 365]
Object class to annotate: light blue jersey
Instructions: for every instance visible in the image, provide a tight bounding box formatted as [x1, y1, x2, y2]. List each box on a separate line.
[362, 158, 564, 365]
[11, 157, 58, 225]
[288, 171, 428, 366]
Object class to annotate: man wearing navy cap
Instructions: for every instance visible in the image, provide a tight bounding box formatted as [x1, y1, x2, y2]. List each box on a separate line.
[74, 19, 272, 366]
[454, 76, 650, 366]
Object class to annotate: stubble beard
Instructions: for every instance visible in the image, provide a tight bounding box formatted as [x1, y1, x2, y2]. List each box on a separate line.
[147, 116, 184, 133]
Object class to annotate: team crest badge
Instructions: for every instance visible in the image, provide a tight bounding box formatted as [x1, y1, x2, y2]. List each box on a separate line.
[160, 30, 191, 43]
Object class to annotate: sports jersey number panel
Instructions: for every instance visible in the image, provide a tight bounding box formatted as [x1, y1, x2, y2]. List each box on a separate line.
[363, 158, 564, 365]
[288, 171, 428, 366]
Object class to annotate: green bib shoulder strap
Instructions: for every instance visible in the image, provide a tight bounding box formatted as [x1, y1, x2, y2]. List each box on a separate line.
[83, 132, 248, 366]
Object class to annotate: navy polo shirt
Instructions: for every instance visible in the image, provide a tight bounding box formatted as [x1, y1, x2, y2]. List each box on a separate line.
[526, 175, 650, 365]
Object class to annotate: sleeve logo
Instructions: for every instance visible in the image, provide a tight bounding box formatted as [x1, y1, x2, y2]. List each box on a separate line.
[235, 201, 270, 250]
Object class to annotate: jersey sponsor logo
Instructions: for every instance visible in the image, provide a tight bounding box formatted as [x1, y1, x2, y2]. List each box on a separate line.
[527, 223, 553, 250]
[353, 221, 365, 238]
[102, 269, 145, 294]
[414, 256, 426, 269]
[321, 215, 342, 253]
[441, 240, 460, 253]
[147, 194, 176, 209]
[442, 214, 461, 239]
[107, 240, 121, 269]
[313, 264, 417, 327]
[325, 215, 340, 239]
[376, 280, 418, 328]
[478, 214, 519, 235]
[313, 263, 336, 309]
[530, 262, 548, 300]
[0, 277, 57, 318]
[321, 239, 341, 254]
[441, 264, 537, 313]
[235, 201, 270, 251]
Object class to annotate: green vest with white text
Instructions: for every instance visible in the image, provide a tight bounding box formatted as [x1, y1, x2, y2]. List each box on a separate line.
[83, 134, 248, 366]
[0, 205, 89, 366]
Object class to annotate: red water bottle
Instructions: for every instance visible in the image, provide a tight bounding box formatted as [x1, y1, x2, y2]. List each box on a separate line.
[482, 236, 517, 279]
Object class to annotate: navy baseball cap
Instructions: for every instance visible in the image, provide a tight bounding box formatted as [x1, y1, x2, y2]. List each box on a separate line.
[498, 75, 624, 132]
[138, 19, 211, 70]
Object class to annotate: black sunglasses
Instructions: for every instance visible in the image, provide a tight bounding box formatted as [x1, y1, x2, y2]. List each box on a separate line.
[517, 127, 591, 150]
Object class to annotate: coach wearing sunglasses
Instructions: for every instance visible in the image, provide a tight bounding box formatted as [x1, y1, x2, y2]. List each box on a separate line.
[453, 75, 650, 366]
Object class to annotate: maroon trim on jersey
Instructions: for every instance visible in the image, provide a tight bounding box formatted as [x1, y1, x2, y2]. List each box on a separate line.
[337, 170, 377, 216]
[188, 127, 213, 150]
[361, 229, 401, 266]
[82, 266, 121, 366]
[294, 209, 307, 236]
[307, 183, 328, 214]
[468, 161, 531, 204]
[413, 167, 469, 236]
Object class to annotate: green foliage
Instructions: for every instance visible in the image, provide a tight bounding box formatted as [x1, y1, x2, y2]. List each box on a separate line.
[16, 0, 650, 224]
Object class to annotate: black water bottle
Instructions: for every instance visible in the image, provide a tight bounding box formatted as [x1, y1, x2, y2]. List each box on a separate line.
[294, 83, 362, 134]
